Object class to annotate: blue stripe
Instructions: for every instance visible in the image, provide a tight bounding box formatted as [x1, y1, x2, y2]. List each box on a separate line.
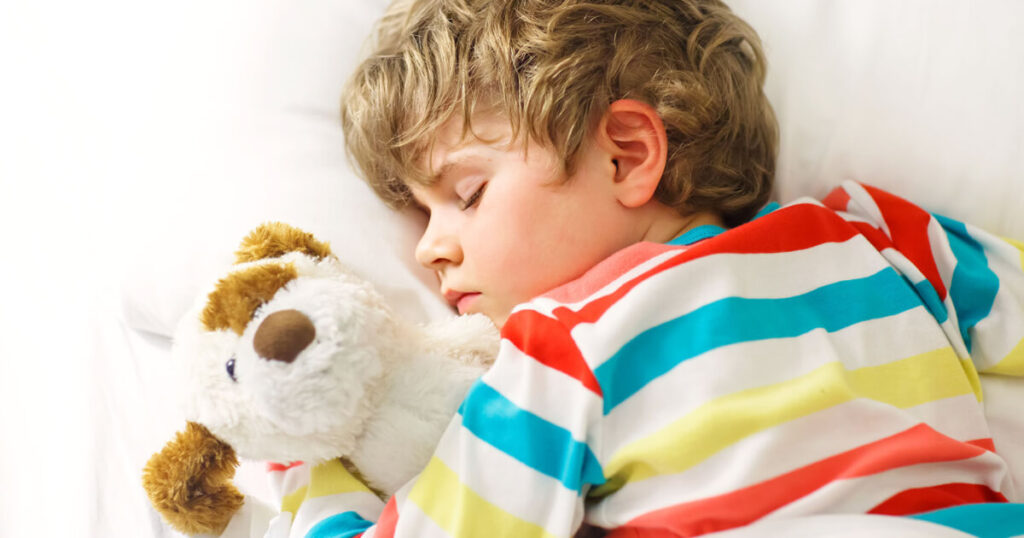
[754, 201, 781, 220]
[935, 214, 1000, 353]
[596, 267, 923, 413]
[909, 502, 1024, 538]
[668, 225, 725, 246]
[458, 380, 605, 491]
[909, 277, 948, 324]
[305, 510, 373, 538]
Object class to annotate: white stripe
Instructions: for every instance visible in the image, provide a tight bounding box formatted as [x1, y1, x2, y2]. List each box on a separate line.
[572, 236, 895, 371]
[921, 218, 972, 359]
[875, 244, 969, 358]
[601, 309, 953, 456]
[833, 209, 881, 227]
[288, 490, 385, 538]
[392, 499, 452, 538]
[431, 414, 582, 535]
[270, 462, 310, 507]
[520, 248, 685, 317]
[593, 397, 986, 526]
[484, 339, 602, 440]
[927, 212, 958, 290]
[841, 180, 891, 237]
[903, 392, 992, 442]
[763, 451, 1010, 520]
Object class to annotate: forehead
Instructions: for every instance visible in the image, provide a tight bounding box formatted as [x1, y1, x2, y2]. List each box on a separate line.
[419, 112, 516, 178]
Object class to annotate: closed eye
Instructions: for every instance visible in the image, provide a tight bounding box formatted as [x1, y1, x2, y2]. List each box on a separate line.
[459, 182, 486, 211]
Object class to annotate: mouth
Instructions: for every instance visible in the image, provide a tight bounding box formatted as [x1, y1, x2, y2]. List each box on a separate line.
[443, 289, 482, 315]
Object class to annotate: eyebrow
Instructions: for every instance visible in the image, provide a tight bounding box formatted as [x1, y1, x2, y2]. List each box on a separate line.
[428, 149, 489, 185]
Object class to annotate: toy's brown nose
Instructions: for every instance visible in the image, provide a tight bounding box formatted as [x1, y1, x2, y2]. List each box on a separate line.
[253, 309, 315, 364]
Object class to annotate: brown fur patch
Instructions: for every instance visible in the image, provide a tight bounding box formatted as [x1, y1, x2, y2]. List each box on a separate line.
[340, 457, 387, 500]
[234, 222, 333, 264]
[200, 263, 298, 335]
[142, 422, 243, 535]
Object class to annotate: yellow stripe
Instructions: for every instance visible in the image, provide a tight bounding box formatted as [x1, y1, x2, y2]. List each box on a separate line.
[409, 457, 558, 538]
[987, 336, 1024, 376]
[593, 347, 973, 497]
[959, 358, 984, 401]
[280, 459, 373, 514]
[281, 485, 307, 515]
[1002, 236, 1024, 269]
[1000, 236, 1024, 250]
[988, 237, 1024, 376]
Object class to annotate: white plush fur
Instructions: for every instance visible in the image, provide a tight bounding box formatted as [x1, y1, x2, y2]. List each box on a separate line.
[173, 250, 499, 495]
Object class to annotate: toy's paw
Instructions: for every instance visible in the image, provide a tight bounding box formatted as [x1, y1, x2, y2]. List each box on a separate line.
[143, 421, 244, 535]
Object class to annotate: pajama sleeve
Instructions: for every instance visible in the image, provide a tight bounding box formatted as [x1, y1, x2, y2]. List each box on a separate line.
[296, 308, 606, 538]
[823, 180, 1024, 376]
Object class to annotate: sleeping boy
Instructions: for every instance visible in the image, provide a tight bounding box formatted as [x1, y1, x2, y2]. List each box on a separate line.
[295, 0, 1024, 535]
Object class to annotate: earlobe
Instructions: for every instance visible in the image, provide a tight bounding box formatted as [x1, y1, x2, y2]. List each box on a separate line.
[597, 99, 669, 208]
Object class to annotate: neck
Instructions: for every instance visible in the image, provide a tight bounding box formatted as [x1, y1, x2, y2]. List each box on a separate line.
[640, 203, 725, 244]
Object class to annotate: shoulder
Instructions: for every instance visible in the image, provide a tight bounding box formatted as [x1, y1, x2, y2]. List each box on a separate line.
[505, 197, 882, 341]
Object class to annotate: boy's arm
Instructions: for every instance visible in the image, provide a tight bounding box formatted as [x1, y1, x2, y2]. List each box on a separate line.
[824, 180, 1024, 375]
[294, 310, 605, 538]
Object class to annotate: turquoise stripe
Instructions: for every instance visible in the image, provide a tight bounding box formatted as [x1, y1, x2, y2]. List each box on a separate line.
[596, 267, 923, 413]
[910, 277, 949, 324]
[754, 201, 781, 219]
[909, 502, 1024, 538]
[458, 380, 605, 491]
[305, 510, 373, 538]
[668, 225, 725, 246]
[935, 214, 1000, 353]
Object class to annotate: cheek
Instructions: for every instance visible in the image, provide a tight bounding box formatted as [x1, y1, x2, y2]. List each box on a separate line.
[481, 198, 589, 293]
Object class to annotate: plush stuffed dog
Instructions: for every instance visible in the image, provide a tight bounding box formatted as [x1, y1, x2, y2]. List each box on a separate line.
[142, 223, 498, 535]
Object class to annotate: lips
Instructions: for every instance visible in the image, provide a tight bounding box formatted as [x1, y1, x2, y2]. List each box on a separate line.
[443, 289, 481, 315]
[456, 293, 481, 315]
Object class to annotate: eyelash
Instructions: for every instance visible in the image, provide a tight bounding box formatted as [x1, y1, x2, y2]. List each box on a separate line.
[459, 183, 486, 211]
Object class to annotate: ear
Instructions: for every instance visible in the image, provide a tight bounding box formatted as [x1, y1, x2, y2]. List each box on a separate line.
[593, 99, 668, 208]
[142, 422, 243, 535]
[234, 222, 333, 264]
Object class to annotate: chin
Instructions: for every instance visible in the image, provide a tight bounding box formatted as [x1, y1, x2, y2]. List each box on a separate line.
[487, 311, 508, 330]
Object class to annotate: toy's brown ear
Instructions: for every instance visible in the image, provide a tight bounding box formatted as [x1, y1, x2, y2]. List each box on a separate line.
[234, 222, 333, 264]
[142, 422, 244, 535]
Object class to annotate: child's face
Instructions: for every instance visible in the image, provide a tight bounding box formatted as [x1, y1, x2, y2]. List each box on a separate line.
[410, 113, 642, 328]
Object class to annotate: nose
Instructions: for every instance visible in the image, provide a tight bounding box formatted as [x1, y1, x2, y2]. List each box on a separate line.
[414, 214, 462, 269]
[253, 309, 316, 364]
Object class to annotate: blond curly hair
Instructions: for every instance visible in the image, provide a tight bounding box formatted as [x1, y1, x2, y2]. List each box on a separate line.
[341, 0, 777, 227]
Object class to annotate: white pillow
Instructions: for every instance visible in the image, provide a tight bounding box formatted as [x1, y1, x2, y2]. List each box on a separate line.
[119, 0, 454, 338]
[123, 0, 1024, 340]
[730, 0, 1024, 240]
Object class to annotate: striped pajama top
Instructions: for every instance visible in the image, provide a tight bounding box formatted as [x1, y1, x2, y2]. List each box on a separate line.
[274, 181, 1024, 538]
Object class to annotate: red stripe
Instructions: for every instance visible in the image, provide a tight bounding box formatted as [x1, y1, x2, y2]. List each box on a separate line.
[967, 438, 996, 452]
[266, 461, 303, 472]
[869, 482, 1008, 516]
[822, 184, 852, 212]
[848, 221, 894, 253]
[502, 310, 602, 395]
[374, 496, 399, 538]
[861, 184, 947, 300]
[610, 424, 986, 537]
[552, 203, 860, 329]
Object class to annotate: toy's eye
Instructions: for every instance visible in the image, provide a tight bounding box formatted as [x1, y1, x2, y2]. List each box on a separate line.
[226, 357, 237, 382]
